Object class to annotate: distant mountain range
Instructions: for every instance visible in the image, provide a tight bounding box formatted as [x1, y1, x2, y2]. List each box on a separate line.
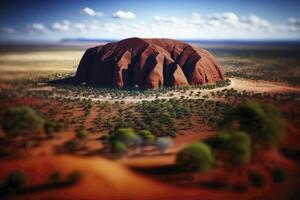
[60, 38, 300, 47]
[1, 38, 299, 49]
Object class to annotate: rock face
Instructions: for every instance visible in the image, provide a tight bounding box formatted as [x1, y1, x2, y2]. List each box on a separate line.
[75, 38, 224, 89]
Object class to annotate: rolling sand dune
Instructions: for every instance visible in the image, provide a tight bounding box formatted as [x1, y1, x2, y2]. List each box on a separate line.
[0, 155, 223, 200]
[0, 154, 299, 200]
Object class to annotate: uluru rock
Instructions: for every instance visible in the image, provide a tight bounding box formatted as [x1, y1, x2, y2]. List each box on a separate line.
[75, 38, 224, 89]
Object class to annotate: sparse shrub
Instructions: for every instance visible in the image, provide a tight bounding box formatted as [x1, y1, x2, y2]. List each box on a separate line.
[2, 106, 44, 137]
[133, 134, 143, 146]
[76, 126, 89, 139]
[54, 121, 65, 132]
[44, 120, 64, 137]
[201, 180, 226, 189]
[231, 184, 247, 192]
[205, 131, 251, 168]
[176, 142, 215, 172]
[112, 141, 128, 155]
[4, 170, 27, 190]
[249, 172, 264, 188]
[272, 168, 285, 183]
[48, 171, 61, 184]
[218, 101, 284, 152]
[44, 121, 55, 136]
[138, 130, 156, 145]
[155, 137, 173, 153]
[64, 139, 79, 152]
[66, 171, 82, 184]
[109, 128, 136, 146]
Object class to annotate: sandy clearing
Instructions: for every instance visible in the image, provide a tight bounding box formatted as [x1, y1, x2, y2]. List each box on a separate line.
[0, 51, 84, 61]
[0, 50, 82, 80]
[0, 66, 76, 72]
[27, 86, 55, 91]
[229, 78, 300, 93]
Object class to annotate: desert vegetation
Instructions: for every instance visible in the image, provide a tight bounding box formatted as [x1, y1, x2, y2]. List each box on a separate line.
[0, 47, 300, 199]
[0, 169, 82, 195]
[177, 101, 284, 171]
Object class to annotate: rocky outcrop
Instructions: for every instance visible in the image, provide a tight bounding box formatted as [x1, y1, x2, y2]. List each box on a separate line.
[75, 38, 224, 88]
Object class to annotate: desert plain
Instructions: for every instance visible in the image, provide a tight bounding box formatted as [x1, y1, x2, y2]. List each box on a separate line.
[0, 42, 300, 200]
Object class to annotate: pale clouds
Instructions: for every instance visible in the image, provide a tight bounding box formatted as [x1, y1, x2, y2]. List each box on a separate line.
[288, 17, 300, 32]
[73, 23, 86, 31]
[81, 7, 103, 17]
[103, 23, 118, 32]
[27, 23, 47, 33]
[8, 12, 300, 40]
[0, 27, 16, 34]
[154, 16, 179, 24]
[240, 15, 270, 28]
[52, 20, 71, 31]
[101, 12, 300, 39]
[112, 11, 136, 19]
[274, 18, 300, 33]
[153, 12, 271, 30]
[51, 20, 100, 32]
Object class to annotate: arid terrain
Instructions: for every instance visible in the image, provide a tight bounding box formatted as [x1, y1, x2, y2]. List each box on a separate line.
[0, 44, 300, 200]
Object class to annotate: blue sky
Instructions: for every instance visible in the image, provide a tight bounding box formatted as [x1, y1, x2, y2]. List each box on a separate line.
[0, 0, 300, 42]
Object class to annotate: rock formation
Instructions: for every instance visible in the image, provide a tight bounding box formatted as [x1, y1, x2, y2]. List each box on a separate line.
[75, 38, 224, 89]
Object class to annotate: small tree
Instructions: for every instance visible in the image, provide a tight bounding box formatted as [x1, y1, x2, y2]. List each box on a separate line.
[272, 168, 285, 183]
[44, 120, 56, 137]
[66, 171, 82, 184]
[176, 142, 215, 172]
[64, 139, 79, 152]
[249, 172, 264, 188]
[48, 171, 61, 184]
[109, 128, 136, 146]
[2, 106, 44, 137]
[155, 137, 173, 153]
[218, 101, 284, 153]
[4, 171, 27, 190]
[111, 141, 128, 155]
[205, 131, 251, 168]
[138, 130, 156, 145]
[76, 126, 89, 139]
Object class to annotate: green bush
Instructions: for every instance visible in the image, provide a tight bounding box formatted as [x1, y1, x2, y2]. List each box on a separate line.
[138, 130, 156, 145]
[4, 170, 27, 190]
[64, 139, 79, 152]
[109, 128, 136, 145]
[249, 172, 264, 188]
[76, 126, 89, 139]
[54, 121, 65, 132]
[66, 171, 82, 184]
[176, 142, 215, 172]
[2, 106, 44, 137]
[44, 121, 55, 136]
[205, 131, 251, 167]
[112, 141, 128, 155]
[44, 120, 65, 136]
[218, 101, 284, 151]
[272, 168, 285, 183]
[48, 171, 61, 184]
